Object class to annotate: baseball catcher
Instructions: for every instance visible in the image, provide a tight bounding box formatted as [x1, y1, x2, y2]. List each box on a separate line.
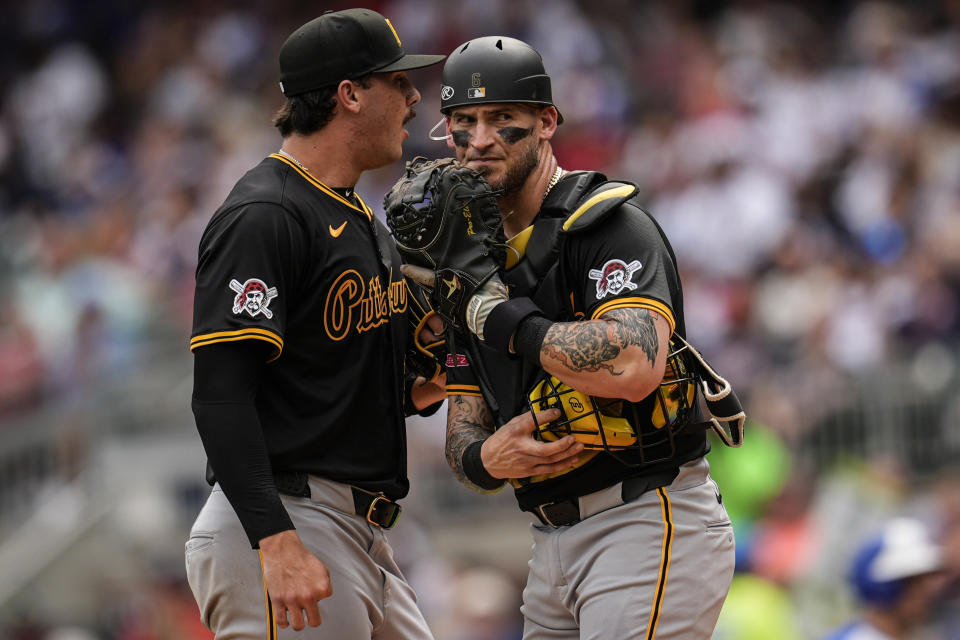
[388, 35, 747, 640]
[385, 160, 745, 456]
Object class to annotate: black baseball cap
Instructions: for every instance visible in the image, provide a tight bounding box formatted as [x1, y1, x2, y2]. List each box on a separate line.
[278, 8, 445, 97]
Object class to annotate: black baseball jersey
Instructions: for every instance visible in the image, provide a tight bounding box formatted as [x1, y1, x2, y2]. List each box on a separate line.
[446, 175, 708, 511]
[191, 153, 411, 496]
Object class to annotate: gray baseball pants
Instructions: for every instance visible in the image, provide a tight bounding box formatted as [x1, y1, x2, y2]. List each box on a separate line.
[521, 457, 735, 639]
[185, 476, 433, 640]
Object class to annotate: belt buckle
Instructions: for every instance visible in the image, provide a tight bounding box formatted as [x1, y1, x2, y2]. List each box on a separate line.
[536, 502, 560, 528]
[366, 494, 401, 530]
[535, 498, 581, 528]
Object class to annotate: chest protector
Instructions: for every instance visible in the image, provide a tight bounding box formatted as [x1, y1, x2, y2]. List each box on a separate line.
[477, 172, 617, 428]
[486, 173, 743, 487]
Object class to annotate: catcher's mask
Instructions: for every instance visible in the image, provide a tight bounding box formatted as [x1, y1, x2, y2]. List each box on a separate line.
[439, 36, 564, 123]
[528, 337, 744, 467]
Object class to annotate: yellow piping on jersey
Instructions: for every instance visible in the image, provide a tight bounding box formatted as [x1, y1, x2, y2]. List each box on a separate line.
[270, 153, 373, 220]
[446, 383, 483, 397]
[190, 328, 283, 361]
[561, 184, 636, 231]
[504, 225, 535, 270]
[591, 297, 676, 335]
[646, 487, 673, 639]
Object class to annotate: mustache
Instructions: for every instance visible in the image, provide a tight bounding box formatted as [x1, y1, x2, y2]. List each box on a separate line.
[403, 109, 416, 125]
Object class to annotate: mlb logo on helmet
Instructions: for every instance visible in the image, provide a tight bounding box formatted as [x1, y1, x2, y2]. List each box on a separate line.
[467, 72, 485, 98]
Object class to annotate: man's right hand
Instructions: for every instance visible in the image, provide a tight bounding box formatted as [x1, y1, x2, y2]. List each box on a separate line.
[481, 408, 585, 479]
[258, 529, 333, 631]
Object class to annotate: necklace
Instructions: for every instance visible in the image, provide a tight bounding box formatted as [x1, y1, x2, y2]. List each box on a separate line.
[545, 166, 564, 198]
[278, 149, 355, 199]
[277, 149, 309, 173]
[500, 165, 565, 232]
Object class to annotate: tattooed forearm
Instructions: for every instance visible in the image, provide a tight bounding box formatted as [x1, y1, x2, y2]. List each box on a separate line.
[445, 394, 495, 487]
[541, 308, 659, 375]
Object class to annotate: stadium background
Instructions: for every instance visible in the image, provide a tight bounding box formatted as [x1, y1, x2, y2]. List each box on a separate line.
[0, 0, 959, 638]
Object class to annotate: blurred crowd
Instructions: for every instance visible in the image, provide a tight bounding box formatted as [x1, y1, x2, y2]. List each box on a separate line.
[1, 0, 960, 638]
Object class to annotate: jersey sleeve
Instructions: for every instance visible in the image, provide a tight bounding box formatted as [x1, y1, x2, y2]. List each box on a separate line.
[191, 202, 307, 360]
[444, 331, 484, 399]
[192, 340, 294, 547]
[565, 205, 677, 333]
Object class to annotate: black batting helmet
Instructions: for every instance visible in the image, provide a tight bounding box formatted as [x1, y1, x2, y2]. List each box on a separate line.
[440, 36, 563, 123]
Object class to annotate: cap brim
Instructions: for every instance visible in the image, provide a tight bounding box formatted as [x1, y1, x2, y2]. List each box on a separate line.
[377, 53, 446, 73]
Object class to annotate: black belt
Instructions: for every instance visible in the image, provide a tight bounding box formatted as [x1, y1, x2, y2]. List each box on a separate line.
[528, 468, 678, 528]
[273, 471, 402, 530]
[351, 485, 402, 530]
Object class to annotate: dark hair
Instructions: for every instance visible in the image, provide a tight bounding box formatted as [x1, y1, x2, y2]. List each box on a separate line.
[272, 76, 372, 137]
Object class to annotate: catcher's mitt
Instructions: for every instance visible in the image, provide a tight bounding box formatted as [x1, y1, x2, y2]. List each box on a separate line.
[384, 157, 506, 332]
[404, 278, 446, 380]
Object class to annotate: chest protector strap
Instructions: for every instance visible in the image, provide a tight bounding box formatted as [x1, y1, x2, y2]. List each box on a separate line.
[501, 172, 638, 308]
[561, 181, 639, 233]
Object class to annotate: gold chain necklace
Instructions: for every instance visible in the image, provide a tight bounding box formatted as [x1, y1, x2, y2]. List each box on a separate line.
[545, 166, 564, 198]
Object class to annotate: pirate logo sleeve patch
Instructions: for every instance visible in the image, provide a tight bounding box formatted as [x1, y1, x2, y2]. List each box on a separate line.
[230, 278, 278, 319]
[588, 259, 643, 299]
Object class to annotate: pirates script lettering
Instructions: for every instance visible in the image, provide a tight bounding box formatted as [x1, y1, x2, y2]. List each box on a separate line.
[324, 270, 408, 340]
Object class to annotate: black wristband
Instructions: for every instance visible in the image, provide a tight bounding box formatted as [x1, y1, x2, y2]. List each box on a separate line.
[417, 397, 444, 418]
[462, 440, 504, 491]
[484, 297, 544, 355]
[514, 315, 553, 364]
